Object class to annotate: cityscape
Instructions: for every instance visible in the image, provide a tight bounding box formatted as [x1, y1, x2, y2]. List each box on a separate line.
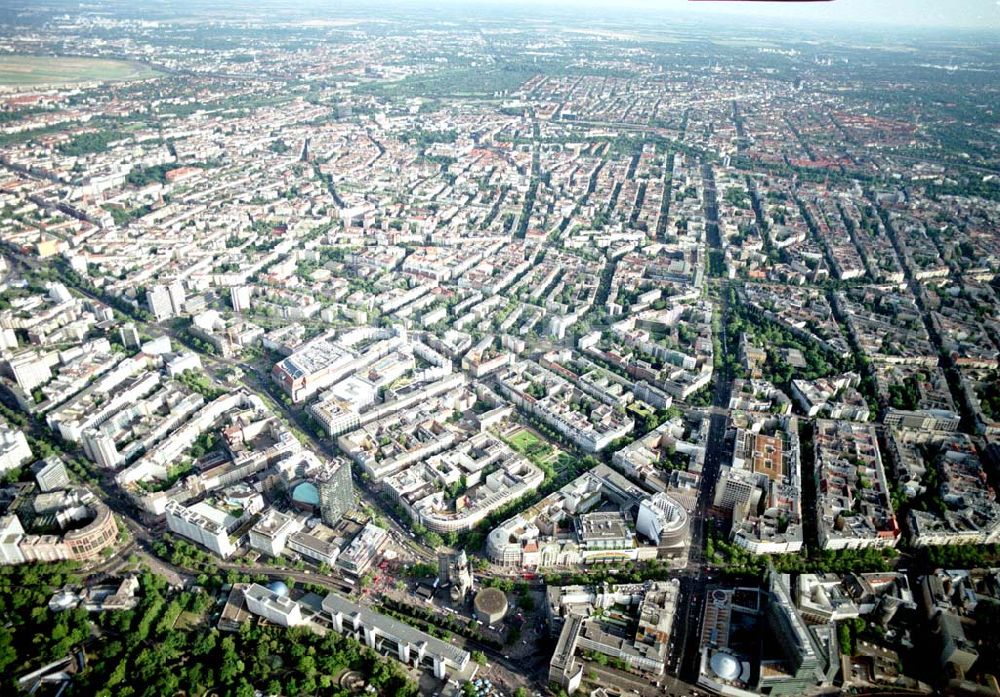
[0, 1, 998, 696]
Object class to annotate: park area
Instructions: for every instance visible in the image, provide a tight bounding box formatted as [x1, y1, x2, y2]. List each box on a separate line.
[502, 424, 592, 490]
[0, 55, 158, 86]
[505, 427, 558, 463]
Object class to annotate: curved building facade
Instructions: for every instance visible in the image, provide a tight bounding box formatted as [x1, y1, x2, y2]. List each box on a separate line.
[636, 492, 689, 553]
[3, 495, 119, 565]
[63, 501, 118, 562]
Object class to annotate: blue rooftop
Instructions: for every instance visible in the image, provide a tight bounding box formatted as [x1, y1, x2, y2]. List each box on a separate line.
[292, 481, 320, 506]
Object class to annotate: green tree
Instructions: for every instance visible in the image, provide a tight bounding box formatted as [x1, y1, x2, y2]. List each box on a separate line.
[218, 636, 245, 685]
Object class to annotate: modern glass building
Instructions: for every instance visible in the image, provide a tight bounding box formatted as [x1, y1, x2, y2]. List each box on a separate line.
[317, 459, 354, 526]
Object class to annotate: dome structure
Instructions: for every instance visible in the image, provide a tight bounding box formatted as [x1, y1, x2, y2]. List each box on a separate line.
[48, 590, 78, 612]
[267, 581, 290, 597]
[710, 651, 741, 682]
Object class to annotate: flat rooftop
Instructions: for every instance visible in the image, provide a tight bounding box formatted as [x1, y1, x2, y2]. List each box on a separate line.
[577, 511, 630, 541]
[322, 592, 470, 666]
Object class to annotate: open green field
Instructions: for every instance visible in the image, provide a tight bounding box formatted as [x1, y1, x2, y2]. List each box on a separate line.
[507, 428, 544, 452]
[0, 55, 159, 86]
[505, 426, 564, 467]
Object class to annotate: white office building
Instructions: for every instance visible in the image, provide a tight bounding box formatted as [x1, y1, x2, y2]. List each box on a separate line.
[244, 583, 303, 627]
[248, 510, 300, 557]
[83, 429, 123, 469]
[164, 500, 237, 558]
[231, 286, 252, 313]
[147, 285, 174, 321]
[0, 425, 32, 475]
[635, 492, 689, 552]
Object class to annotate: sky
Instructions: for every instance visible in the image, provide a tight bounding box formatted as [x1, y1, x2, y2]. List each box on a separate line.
[446, 0, 1000, 31]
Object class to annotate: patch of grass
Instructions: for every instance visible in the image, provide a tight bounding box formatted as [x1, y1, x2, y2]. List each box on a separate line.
[627, 402, 654, 419]
[174, 610, 206, 631]
[508, 428, 543, 452]
[504, 427, 564, 468]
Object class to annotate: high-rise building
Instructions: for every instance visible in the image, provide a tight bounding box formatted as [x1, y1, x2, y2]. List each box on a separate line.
[0, 514, 25, 565]
[167, 281, 187, 315]
[47, 282, 73, 304]
[713, 467, 758, 512]
[119, 323, 141, 349]
[147, 285, 174, 321]
[84, 430, 122, 469]
[317, 460, 353, 526]
[231, 285, 252, 313]
[32, 456, 70, 492]
[762, 570, 834, 695]
[0, 328, 17, 350]
[0, 425, 32, 474]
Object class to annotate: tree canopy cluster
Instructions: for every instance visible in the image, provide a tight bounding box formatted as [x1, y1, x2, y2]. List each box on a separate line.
[0, 564, 418, 697]
[704, 521, 897, 578]
[58, 130, 119, 156]
[0, 562, 91, 687]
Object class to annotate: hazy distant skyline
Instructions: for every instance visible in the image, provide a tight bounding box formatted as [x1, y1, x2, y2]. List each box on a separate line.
[26, 0, 999, 33]
[657, 0, 997, 30]
[409, 0, 1000, 31]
